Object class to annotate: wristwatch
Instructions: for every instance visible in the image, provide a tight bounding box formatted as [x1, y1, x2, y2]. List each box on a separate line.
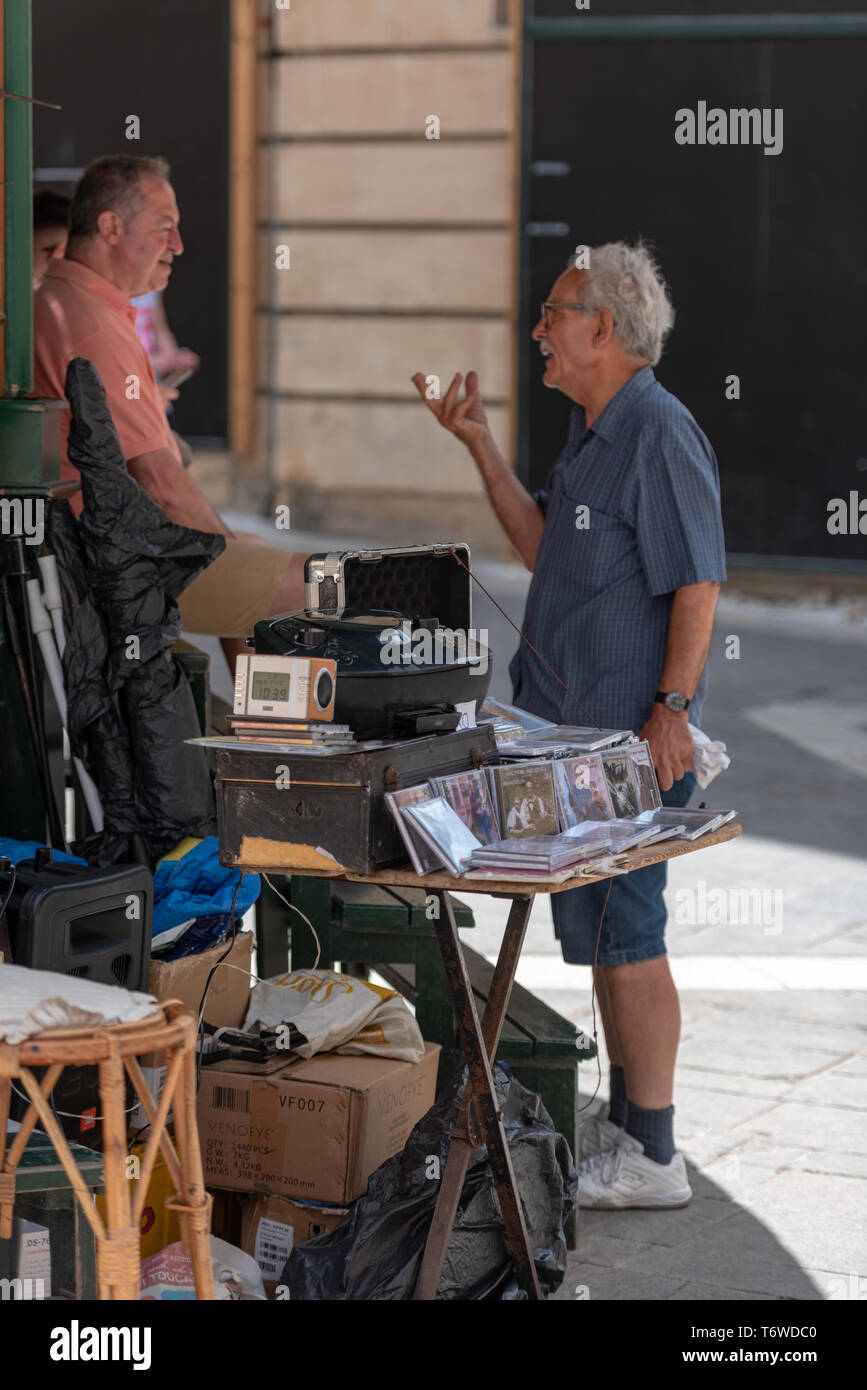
[654, 689, 691, 713]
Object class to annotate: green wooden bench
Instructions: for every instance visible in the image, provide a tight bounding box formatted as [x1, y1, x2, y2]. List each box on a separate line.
[256, 876, 597, 1248]
[258, 876, 474, 1044]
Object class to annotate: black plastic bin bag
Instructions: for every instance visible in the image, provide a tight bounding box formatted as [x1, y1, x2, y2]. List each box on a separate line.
[283, 1059, 578, 1300]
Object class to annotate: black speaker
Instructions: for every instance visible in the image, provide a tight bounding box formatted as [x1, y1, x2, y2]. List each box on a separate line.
[2, 849, 153, 1146]
[2, 849, 151, 986]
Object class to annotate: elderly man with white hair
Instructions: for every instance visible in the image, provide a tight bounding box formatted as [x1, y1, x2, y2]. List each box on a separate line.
[412, 241, 726, 1210]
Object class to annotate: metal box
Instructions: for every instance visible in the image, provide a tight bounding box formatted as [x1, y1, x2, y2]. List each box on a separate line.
[214, 723, 498, 874]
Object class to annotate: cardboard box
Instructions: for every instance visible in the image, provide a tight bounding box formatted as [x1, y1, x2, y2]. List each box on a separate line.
[145, 931, 253, 1048]
[128, 928, 255, 1123]
[130, 931, 254, 1128]
[240, 1194, 349, 1295]
[197, 1043, 440, 1203]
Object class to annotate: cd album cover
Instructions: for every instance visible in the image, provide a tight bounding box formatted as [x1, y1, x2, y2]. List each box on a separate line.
[628, 741, 663, 812]
[491, 761, 559, 838]
[601, 749, 642, 819]
[384, 784, 441, 875]
[553, 754, 615, 828]
[435, 769, 500, 843]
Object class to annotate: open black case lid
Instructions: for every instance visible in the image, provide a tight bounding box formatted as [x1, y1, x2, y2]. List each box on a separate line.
[303, 543, 473, 628]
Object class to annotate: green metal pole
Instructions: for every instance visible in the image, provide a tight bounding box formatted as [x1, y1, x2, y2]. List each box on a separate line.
[2, 0, 33, 396]
[0, 0, 62, 490]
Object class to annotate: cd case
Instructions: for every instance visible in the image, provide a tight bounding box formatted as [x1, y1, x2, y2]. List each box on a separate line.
[488, 761, 559, 838]
[430, 768, 500, 843]
[405, 797, 483, 876]
[384, 784, 440, 875]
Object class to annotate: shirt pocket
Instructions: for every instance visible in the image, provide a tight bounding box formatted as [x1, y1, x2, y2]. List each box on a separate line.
[555, 485, 637, 593]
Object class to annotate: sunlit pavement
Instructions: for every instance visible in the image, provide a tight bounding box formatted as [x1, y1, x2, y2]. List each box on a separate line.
[463, 563, 867, 1302]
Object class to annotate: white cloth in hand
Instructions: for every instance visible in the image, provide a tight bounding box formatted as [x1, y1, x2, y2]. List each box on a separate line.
[689, 723, 730, 789]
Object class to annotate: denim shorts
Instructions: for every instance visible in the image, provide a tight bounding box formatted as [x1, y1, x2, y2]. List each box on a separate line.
[551, 771, 696, 968]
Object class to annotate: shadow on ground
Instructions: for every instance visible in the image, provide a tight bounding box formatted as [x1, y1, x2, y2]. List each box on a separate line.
[553, 1125, 829, 1302]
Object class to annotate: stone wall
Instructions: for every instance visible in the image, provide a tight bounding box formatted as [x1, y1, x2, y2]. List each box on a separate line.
[251, 0, 518, 555]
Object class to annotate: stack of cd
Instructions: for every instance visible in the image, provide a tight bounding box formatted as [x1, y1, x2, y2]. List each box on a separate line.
[227, 715, 356, 747]
[496, 726, 635, 759]
[468, 828, 615, 874]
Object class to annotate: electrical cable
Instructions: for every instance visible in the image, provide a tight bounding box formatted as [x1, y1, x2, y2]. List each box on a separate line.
[262, 871, 321, 969]
[448, 546, 620, 1102]
[194, 871, 245, 1093]
[0, 861, 18, 928]
[9, 1077, 141, 1123]
[447, 545, 604, 730]
[575, 877, 613, 1115]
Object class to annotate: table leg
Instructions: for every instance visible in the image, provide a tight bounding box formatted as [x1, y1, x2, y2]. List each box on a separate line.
[413, 891, 542, 1301]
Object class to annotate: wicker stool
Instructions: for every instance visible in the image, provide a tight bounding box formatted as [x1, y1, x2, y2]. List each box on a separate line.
[0, 1000, 214, 1300]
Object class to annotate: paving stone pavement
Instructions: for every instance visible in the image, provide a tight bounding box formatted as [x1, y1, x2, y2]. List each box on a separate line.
[455, 591, 867, 1303]
[462, 858, 867, 1302]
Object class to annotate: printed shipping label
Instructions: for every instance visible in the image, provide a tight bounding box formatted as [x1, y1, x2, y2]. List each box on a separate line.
[254, 1217, 294, 1279]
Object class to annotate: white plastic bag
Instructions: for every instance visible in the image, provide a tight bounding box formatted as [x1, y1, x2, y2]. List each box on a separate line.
[140, 1236, 267, 1300]
[243, 968, 425, 1062]
[335, 992, 426, 1063]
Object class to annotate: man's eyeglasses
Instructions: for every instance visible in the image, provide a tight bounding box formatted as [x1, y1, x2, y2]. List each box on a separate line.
[539, 301, 614, 328]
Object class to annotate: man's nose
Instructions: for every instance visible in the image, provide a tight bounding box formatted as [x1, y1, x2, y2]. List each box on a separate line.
[170, 227, 184, 254]
[531, 316, 546, 340]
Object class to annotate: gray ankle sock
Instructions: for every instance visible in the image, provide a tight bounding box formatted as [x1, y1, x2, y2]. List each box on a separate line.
[625, 1100, 675, 1164]
[608, 1064, 627, 1128]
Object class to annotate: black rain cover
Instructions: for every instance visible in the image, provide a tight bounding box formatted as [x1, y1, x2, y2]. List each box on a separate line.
[53, 357, 226, 863]
[283, 1059, 578, 1300]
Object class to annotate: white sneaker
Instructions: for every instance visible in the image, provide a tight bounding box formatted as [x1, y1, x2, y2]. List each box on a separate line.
[578, 1130, 693, 1209]
[577, 1110, 623, 1162]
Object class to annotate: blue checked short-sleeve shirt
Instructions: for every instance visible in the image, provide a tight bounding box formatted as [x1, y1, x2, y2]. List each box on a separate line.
[509, 366, 726, 733]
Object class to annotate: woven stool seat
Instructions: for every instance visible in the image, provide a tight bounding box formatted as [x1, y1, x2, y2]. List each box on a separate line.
[0, 999, 214, 1300]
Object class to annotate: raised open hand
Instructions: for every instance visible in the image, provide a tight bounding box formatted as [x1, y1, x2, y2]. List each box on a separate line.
[411, 370, 490, 451]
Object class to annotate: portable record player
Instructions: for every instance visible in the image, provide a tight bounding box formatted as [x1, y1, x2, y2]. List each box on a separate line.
[214, 544, 496, 874]
[252, 543, 492, 739]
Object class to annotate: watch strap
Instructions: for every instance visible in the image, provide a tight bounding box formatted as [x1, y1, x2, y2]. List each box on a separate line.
[654, 689, 691, 710]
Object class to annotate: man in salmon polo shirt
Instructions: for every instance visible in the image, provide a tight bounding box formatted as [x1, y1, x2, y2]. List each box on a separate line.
[34, 154, 304, 669]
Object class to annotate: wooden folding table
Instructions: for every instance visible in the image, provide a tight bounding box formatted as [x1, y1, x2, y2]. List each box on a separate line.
[241, 820, 742, 1300]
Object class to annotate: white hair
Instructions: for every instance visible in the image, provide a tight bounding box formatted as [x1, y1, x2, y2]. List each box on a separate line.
[571, 241, 675, 365]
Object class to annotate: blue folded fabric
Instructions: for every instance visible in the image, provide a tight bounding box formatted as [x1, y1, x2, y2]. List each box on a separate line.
[152, 836, 260, 940]
[155, 913, 245, 961]
[0, 837, 87, 867]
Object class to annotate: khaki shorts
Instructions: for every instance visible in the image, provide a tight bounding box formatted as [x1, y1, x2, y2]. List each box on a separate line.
[178, 538, 289, 638]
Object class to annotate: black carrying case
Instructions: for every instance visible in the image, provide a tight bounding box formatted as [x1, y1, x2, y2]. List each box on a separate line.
[214, 723, 497, 874]
[303, 543, 472, 623]
[253, 543, 489, 740]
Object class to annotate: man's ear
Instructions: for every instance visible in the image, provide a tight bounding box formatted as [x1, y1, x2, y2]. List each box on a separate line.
[96, 208, 125, 246]
[594, 308, 616, 346]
